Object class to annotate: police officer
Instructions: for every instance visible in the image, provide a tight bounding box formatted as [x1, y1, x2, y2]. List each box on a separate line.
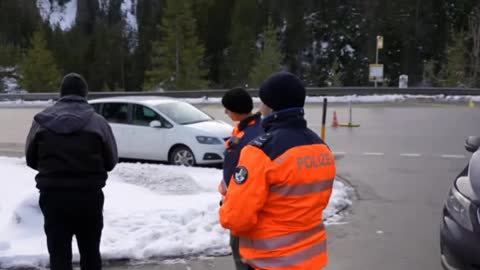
[220, 88, 264, 270]
[219, 72, 336, 269]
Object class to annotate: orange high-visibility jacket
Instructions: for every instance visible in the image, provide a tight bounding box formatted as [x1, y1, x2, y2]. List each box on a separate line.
[219, 113, 263, 196]
[220, 108, 336, 270]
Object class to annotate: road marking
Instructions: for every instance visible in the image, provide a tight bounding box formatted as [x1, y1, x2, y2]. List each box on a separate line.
[363, 152, 384, 156]
[333, 151, 347, 156]
[441, 154, 466, 159]
[400, 153, 422, 157]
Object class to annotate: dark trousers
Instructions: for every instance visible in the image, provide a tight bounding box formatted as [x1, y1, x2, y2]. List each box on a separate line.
[230, 234, 254, 270]
[39, 190, 104, 270]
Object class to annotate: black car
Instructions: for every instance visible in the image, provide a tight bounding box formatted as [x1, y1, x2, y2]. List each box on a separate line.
[441, 137, 480, 270]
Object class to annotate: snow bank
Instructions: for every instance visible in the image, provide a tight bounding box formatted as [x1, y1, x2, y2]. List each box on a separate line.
[183, 95, 480, 105]
[0, 158, 352, 267]
[2, 95, 480, 107]
[0, 100, 53, 107]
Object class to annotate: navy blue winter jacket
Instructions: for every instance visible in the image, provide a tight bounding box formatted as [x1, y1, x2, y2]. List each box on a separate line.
[222, 113, 264, 187]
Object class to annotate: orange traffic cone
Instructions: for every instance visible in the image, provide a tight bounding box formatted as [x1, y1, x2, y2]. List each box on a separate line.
[332, 111, 339, 128]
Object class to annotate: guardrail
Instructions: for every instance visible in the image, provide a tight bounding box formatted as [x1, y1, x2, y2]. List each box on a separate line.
[1, 87, 480, 101]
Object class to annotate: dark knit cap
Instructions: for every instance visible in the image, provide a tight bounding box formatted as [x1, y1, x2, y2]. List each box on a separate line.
[60, 73, 88, 98]
[222, 88, 253, 114]
[259, 72, 306, 111]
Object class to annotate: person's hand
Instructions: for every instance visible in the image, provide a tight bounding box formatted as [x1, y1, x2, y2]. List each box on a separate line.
[218, 181, 227, 196]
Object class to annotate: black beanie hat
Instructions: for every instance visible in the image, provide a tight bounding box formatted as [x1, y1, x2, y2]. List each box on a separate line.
[222, 88, 253, 114]
[60, 73, 88, 98]
[259, 72, 306, 111]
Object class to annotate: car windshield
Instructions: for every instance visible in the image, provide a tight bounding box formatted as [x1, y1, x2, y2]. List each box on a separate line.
[154, 102, 212, 125]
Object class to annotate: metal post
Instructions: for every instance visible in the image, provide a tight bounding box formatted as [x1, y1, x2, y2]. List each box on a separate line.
[375, 46, 379, 88]
[349, 100, 353, 125]
[321, 98, 327, 140]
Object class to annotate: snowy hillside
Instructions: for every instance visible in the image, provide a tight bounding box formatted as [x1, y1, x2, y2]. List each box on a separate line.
[36, 0, 78, 31]
[35, 0, 138, 33]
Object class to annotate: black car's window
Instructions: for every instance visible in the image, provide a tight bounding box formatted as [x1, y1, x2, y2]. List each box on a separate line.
[101, 103, 129, 124]
[132, 105, 162, 126]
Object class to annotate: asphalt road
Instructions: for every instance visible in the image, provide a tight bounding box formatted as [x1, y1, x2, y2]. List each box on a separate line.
[0, 101, 478, 270]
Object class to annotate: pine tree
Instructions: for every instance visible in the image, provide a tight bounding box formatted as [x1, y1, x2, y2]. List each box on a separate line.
[18, 27, 61, 92]
[0, 43, 20, 67]
[0, 43, 20, 92]
[422, 59, 439, 86]
[469, 7, 480, 87]
[440, 31, 468, 87]
[301, 2, 367, 86]
[145, 0, 208, 90]
[327, 58, 343, 87]
[224, 0, 258, 87]
[248, 18, 284, 88]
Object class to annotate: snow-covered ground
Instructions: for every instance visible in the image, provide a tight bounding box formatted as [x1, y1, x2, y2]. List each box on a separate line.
[0, 157, 352, 268]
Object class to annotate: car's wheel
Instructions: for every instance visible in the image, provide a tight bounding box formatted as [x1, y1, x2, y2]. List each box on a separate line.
[169, 146, 196, 166]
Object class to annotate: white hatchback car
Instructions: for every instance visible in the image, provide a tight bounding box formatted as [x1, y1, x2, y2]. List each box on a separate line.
[89, 96, 232, 166]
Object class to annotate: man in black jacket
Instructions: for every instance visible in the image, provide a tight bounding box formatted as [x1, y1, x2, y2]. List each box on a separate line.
[25, 73, 118, 270]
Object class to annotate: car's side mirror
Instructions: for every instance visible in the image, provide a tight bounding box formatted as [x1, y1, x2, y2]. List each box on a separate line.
[465, 136, 480, 153]
[150, 120, 163, 128]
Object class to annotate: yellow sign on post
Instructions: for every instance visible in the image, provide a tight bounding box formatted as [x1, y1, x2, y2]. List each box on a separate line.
[377, 36, 384, 49]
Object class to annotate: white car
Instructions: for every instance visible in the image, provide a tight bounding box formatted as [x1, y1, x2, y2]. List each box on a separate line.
[89, 96, 232, 166]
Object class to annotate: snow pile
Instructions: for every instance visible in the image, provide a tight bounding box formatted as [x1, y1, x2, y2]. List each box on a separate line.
[182, 94, 480, 105]
[36, 0, 78, 31]
[445, 95, 480, 102]
[324, 181, 353, 224]
[0, 100, 53, 107]
[112, 162, 204, 195]
[0, 158, 352, 268]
